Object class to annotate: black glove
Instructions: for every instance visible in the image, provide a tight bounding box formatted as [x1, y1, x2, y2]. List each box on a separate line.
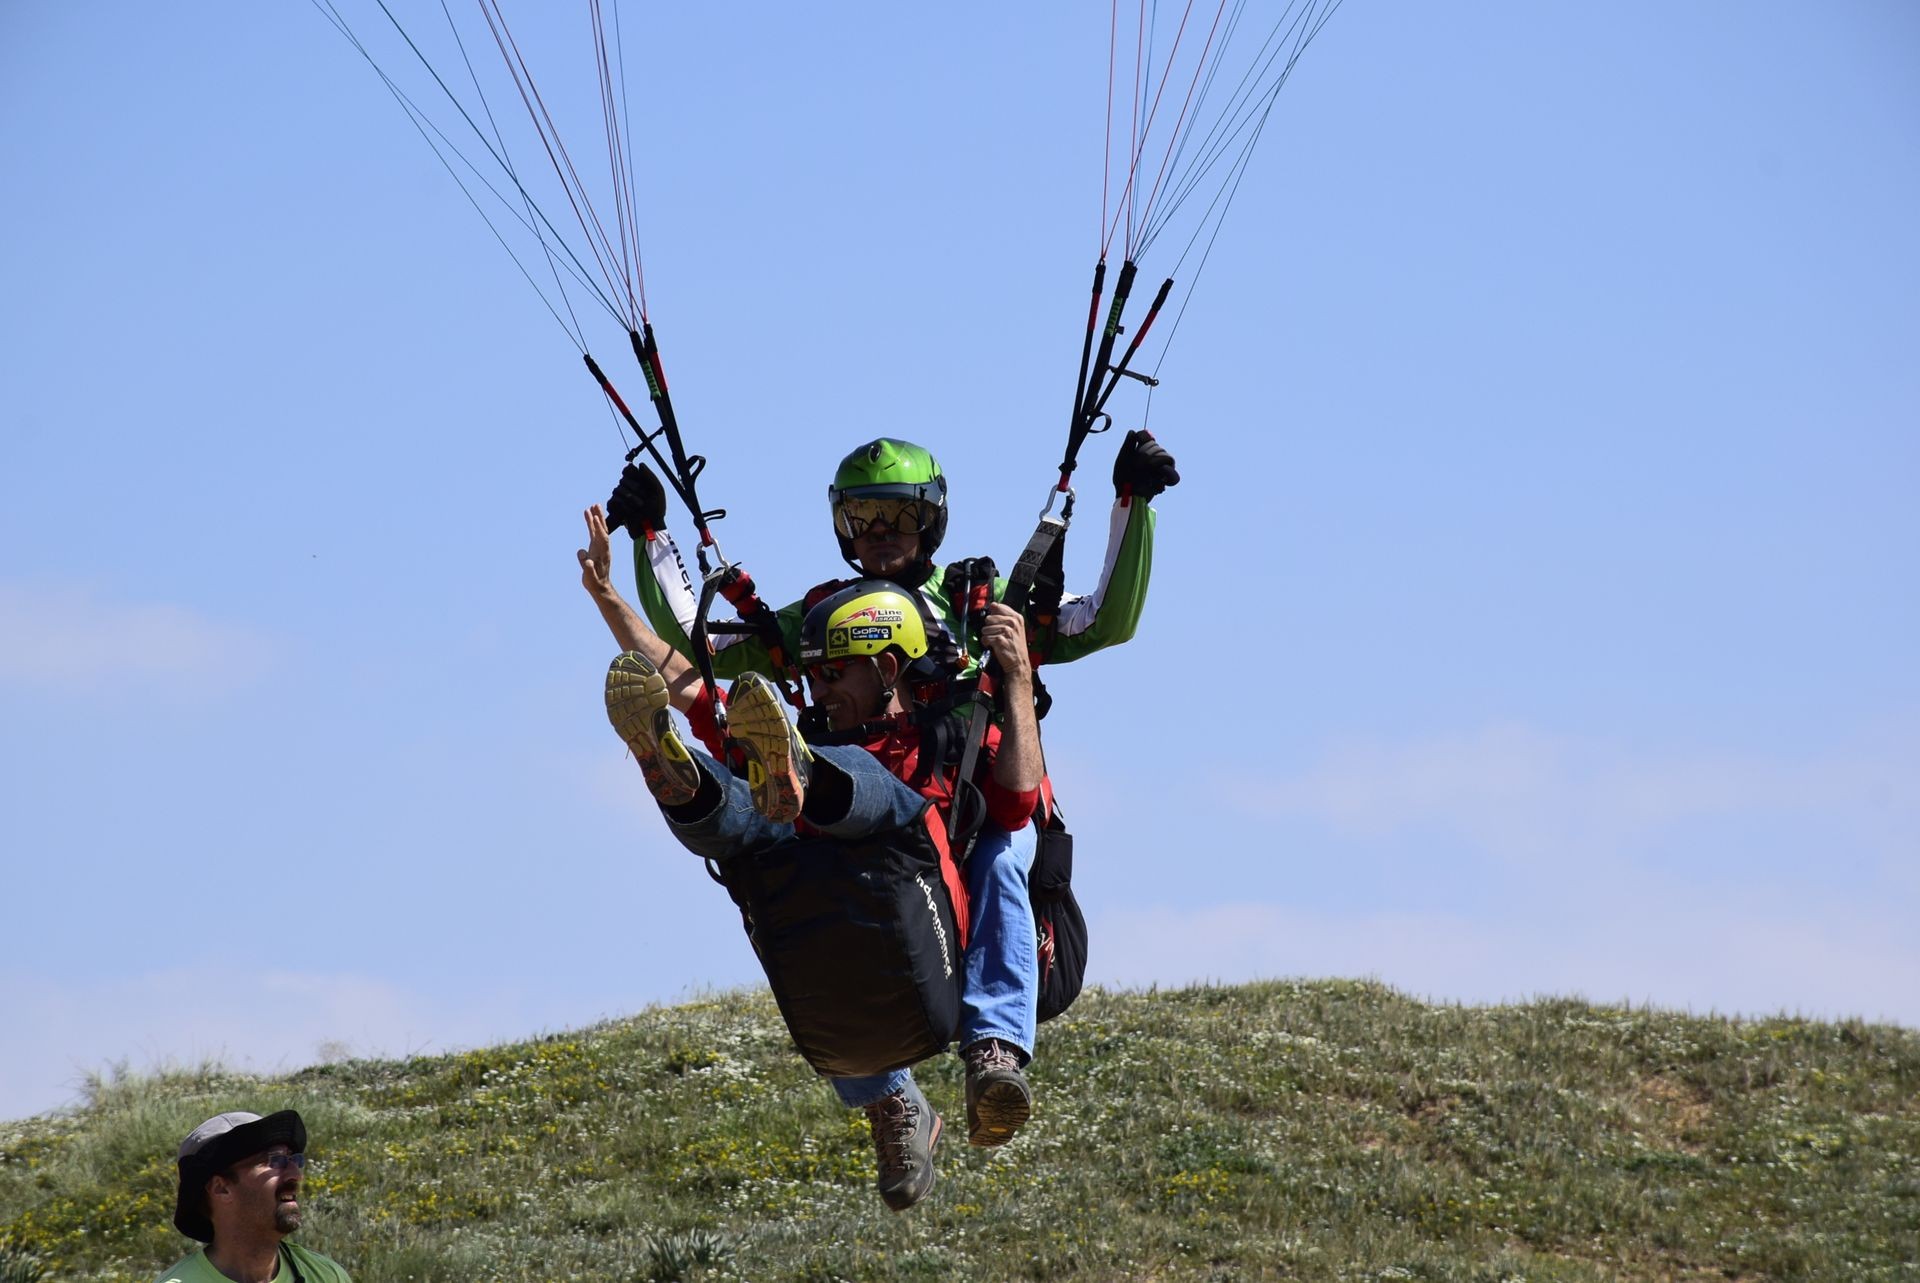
[1112, 429, 1180, 499]
[604, 462, 668, 535]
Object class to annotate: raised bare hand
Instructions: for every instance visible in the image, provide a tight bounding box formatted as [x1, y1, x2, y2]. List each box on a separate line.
[578, 504, 615, 596]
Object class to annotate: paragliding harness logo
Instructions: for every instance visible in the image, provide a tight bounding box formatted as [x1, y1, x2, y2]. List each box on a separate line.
[913, 872, 954, 979]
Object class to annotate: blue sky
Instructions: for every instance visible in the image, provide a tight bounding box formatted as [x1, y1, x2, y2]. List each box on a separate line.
[2, 1, 1915, 1121]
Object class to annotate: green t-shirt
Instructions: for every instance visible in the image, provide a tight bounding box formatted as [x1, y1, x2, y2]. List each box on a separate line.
[154, 1242, 351, 1283]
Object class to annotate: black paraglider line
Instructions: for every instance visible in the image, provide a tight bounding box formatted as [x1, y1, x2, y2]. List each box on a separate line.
[590, 0, 648, 323]
[1122, 0, 1148, 258]
[1138, 0, 1258, 250]
[435, 0, 598, 369]
[321, 13, 603, 359]
[609, 0, 647, 314]
[1120, 35, 1147, 260]
[1142, 0, 1341, 403]
[1102, 1, 1117, 250]
[313, 0, 628, 337]
[1139, 0, 1338, 255]
[319, 0, 649, 455]
[1083, 0, 1341, 439]
[1145, 0, 1314, 249]
[476, 0, 640, 330]
[1127, 1, 1231, 262]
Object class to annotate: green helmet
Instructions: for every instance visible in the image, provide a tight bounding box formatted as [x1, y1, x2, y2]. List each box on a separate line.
[827, 438, 949, 579]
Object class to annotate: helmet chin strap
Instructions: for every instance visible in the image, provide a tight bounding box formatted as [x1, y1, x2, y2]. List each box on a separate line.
[873, 652, 914, 710]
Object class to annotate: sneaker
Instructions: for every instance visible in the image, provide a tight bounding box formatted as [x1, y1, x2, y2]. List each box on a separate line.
[863, 1076, 942, 1211]
[605, 652, 702, 807]
[964, 1038, 1032, 1148]
[726, 672, 811, 823]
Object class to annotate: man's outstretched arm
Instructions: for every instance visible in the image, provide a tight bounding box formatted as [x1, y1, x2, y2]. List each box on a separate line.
[578, 504, 707, 711]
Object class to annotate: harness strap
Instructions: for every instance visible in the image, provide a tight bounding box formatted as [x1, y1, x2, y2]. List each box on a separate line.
[948, 515, 1066, 854]
[1026, 524, 1069, 671]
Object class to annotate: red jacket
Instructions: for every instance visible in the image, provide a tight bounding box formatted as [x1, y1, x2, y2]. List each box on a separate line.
[855, 721, 1039, 835]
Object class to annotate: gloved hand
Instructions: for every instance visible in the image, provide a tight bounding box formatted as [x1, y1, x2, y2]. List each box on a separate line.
[604, 462, 668, 536]
[1112, 429, 1180, 499]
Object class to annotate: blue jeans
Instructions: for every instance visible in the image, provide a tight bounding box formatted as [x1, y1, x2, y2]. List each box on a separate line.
[664, 745, 928, 858]
[830, 821, 1039, 1107]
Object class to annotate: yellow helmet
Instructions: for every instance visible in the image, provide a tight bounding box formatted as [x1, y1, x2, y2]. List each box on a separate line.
[798, 582, 931, 670]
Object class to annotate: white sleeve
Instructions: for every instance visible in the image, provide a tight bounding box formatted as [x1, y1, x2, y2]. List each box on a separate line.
[645, 530, 701, 635]
[1054, 498, 1131, 638]
[643, 531, 764, 655]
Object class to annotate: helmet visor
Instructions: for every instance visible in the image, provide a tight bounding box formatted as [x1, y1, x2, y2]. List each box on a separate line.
[833, 494, 935, 540]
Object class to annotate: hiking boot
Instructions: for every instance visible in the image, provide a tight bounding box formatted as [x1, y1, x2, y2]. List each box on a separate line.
[604, 652, 702, 807]
[963, 1038, 1032, 1148]
[726, 672, 811, 823]
[862, 1076, 942, 1211]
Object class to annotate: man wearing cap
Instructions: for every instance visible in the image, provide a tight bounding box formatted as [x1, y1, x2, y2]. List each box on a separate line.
[158, 1109, 350, 1283]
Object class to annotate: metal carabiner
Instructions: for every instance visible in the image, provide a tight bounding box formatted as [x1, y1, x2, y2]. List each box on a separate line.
[1039, 481, 1076, 521]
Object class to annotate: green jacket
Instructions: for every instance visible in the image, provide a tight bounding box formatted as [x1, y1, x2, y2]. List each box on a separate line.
[631, 496, 1156, 681]
[154, 1243, 351, 1283]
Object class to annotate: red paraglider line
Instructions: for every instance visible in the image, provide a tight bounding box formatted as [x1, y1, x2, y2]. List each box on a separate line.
[1102, 0, 1205, 260]
[1133, 0, 1230, 246]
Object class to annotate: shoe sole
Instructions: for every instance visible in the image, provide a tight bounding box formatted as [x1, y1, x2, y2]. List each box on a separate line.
[727, 676, 806, 823]
[605, 654, 702, 806]
[880, 1113, 942, 1212]
[968, 1078, 1031, 1148]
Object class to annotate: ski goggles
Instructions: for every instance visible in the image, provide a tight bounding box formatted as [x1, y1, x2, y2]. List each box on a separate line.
[832, 495, 934, 539]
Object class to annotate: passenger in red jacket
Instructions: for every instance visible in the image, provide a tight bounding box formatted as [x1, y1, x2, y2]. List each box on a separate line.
[580, 508, 1041, 1212]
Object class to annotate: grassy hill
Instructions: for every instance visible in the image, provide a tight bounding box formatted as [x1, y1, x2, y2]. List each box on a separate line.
[2, 981, 1915, 1282]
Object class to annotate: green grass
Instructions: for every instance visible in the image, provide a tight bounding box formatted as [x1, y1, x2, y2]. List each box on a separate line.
[3, 981, 1916, 1281]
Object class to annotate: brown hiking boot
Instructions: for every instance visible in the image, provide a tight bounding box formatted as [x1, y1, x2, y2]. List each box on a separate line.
[963, 1038, 1032, 1148]
[726, 672, 811, 823]
[862, 1076, 941, 1211]
[605, 652, 702, 806]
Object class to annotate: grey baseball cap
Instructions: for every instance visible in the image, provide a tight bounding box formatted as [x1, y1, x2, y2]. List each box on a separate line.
[172, 1109, 306, 1241]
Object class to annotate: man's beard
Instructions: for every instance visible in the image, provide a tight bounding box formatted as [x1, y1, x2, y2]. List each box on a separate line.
[274, 1203, 303, 1233]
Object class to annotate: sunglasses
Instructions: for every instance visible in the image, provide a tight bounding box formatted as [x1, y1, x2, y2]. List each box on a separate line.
[227, 1152, 306, 1179]
[833, 495, 932, 539]
[805, 658, 865, 687]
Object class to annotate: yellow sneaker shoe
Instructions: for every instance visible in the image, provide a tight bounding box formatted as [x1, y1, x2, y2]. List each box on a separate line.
[726, 672, 811, 823]
[605, 652, 702, 807]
